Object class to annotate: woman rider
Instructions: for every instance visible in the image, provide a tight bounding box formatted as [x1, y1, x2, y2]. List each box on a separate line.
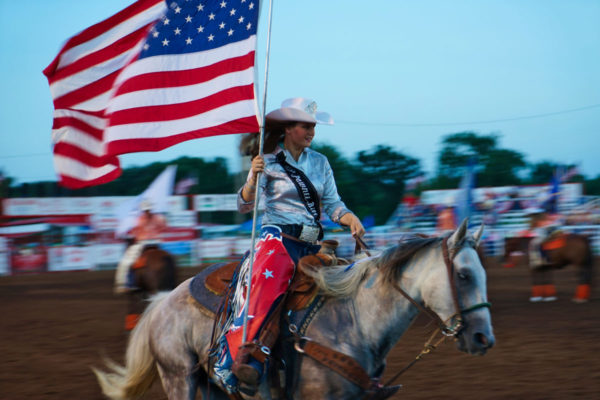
[214, 97, 365, 394]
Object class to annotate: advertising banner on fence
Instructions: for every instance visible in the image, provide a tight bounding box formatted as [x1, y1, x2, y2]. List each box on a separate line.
[11, 248, 47, 274]
[3, 196, 188, 217]
[47, 246, 91, 272]
[0, 237, 9, 275]
[91, 243, 126, 266]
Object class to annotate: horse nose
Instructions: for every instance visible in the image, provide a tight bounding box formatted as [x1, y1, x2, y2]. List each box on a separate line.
[474, 332, 495, 350]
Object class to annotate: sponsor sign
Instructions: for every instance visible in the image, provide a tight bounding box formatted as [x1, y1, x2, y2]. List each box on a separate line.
[90, 214, 120, 231]
[11, 249, 47, 273]
[167, 211, 197, 227]
[3, 196, 188, 216]
[160, 228, 196, 242]
[47, 246, 91, 271]
[0, 236, 8, 252]
[0, 251, 10, 275]
[194, 194, 239, 211]
[420, 183, 582, 206]
[197, 239, 233, 258]
[91, 243, 126, 265]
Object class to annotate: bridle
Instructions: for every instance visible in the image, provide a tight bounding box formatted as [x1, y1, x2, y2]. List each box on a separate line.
[379, 235, 491, 390]
[288, 235, 492, 399]
[389, 235, 491, 337]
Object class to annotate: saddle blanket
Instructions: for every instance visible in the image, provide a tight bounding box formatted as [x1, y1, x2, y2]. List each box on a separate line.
[189, 262, 233, 317]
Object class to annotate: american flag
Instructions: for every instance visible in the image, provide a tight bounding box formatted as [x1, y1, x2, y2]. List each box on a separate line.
[44, 0, 261, 189]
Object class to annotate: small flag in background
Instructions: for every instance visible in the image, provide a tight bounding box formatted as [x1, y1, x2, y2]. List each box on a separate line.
[455, 158, 476, 224]
[542, 168, 561, 214]
[560, 166, 580, 182]
[44, 0, 261, 189]
[174, 176, 199, 194]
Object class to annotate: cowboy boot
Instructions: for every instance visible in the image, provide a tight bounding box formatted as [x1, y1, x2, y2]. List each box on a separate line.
[232, 342, 266, 386]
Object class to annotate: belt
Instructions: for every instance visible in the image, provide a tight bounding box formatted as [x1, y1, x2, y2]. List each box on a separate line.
[276, 224, 323, 243]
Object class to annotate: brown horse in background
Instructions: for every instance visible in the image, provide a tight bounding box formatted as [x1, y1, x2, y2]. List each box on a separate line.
[504, 233, 593, 302]
[125, 246, 177, 330]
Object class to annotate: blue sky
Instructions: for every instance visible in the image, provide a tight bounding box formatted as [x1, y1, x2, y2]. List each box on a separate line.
[1, 0, 599, 185]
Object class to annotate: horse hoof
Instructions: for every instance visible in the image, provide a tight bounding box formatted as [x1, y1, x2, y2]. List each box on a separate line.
[543, 296, 557, 302]
[529, 296, 543, 302]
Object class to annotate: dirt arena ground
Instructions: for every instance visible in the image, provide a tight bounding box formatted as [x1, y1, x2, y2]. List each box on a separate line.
[1, 258, 599, 400]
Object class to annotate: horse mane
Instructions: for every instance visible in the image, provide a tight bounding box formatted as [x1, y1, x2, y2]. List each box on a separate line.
[305, 235, 443, 298]
[376, 235, 443, 287]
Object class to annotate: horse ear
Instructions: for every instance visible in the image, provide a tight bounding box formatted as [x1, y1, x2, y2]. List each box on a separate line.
[448, 218, 468, 248]
[473, 223, 485, 248]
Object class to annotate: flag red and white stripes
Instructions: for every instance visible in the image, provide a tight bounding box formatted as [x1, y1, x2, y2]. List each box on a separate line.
[44, 0, 260, 189]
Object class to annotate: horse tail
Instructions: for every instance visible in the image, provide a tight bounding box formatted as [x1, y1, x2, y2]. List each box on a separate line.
[93, 293, 169, 400]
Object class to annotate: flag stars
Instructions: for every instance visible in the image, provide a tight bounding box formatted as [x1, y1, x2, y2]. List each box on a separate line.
[174, 27, 181, 35]
[219, 22, 226, 29]
[174, 6, 181, 14]
[249, 2, 254, 10]
[238, 16, 244, 23]
[230, 8, 236, 16]
[163, 18, 170, 25]
[197, 25, 204, 33]
[208, 13, 215, 20]
[185, 15, 192, 23]
[185, 37, 193, 45]
[220, 1, 227, 8]
[246, 22, 252, 30]
[208, 34, 214, 41]
[152, 30, 160, 38]
[263, 269, 274, 279]
[162, 38, 170, 46]
[197, 4, 204, 11]
[143, 43, 150, 51]
[227, 29, 234, 36]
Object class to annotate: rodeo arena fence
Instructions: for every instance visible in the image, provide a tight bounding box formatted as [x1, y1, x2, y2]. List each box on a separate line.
[1, 183, 599, 276]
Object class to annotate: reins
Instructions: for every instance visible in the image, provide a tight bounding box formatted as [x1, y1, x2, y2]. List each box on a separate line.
[290, 235, 491, 399]
[381, 236, 492, 388]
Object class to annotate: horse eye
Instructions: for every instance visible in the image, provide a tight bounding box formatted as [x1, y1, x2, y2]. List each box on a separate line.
[457, 272, 469, 281]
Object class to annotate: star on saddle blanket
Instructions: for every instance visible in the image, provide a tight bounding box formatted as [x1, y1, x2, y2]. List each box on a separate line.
[225, 226, 295, 361]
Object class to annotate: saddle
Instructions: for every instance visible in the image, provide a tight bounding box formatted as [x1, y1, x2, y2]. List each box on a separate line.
[541, 231, 566, 251]
[189, 241, 399, 400]
[190, 250, 340, 317]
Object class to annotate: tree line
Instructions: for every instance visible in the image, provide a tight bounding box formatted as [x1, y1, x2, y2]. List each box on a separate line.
[2, 132, 599, 225]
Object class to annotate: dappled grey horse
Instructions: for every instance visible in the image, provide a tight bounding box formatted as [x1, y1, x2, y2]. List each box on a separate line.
[94, 219, 494, 399]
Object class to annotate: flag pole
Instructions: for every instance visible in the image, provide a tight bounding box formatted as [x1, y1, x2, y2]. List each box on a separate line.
[241, 0, 274, 345]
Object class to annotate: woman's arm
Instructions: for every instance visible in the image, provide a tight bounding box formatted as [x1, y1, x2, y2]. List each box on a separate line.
[239, 155, 265, 202]
[339, 212, 365, 238]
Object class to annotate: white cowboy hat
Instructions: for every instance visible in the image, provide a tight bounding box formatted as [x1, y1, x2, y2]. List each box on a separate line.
[140, 199, 153, 211]
[265, 97, 334, 125]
